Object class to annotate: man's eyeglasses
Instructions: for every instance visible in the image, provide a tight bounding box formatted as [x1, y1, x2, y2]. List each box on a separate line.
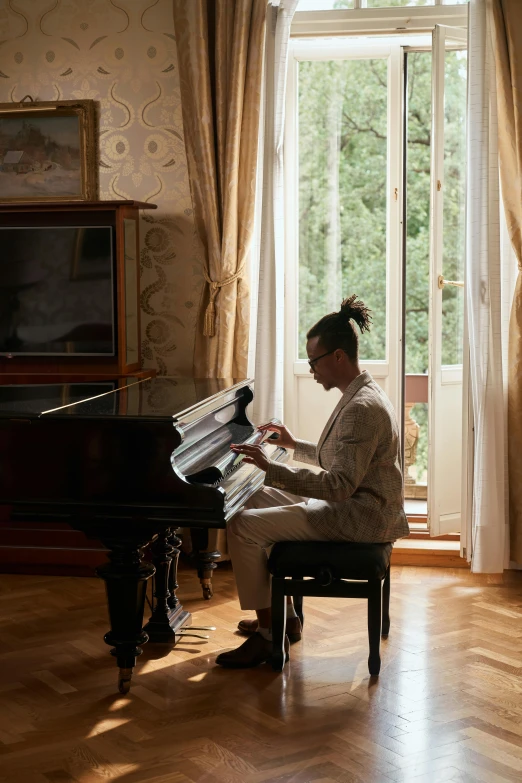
[307, 349, 336, 370]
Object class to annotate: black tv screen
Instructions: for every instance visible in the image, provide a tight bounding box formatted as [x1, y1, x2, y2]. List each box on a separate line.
[0, 226, 115, 356]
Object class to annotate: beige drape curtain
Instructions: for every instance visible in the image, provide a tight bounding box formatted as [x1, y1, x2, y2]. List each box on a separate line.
[172, 0, 267, 378]
[492, 0, 522, 562]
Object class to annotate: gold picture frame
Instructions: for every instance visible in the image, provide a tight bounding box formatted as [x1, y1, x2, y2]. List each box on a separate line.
[0, 98, 97, 203]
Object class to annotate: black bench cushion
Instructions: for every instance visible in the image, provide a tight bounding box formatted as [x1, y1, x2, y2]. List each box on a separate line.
[268, 541, 392, 581]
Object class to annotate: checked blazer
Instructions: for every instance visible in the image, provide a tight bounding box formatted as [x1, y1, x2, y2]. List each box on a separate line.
[264, 371, 409, 543]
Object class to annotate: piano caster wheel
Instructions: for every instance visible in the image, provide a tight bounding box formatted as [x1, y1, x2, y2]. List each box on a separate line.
[118, 668, 132, 694]
[202, 582, 213, 600]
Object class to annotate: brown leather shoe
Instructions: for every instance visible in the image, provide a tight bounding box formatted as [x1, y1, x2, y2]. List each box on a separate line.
[216, 632, 289, 669]
[237, 616, 302, 643]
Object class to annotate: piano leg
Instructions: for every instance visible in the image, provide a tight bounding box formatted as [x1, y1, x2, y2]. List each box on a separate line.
[167, 528, 181, 611]
[96, 538, 155, 694]
[143, 528, 191, 642]
[189, 527, 221, 600]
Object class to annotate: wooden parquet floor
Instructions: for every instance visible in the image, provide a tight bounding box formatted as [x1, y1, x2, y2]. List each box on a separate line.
[1, 565, 522, 783]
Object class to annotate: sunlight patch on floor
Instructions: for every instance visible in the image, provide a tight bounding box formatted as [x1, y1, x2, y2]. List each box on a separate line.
[86, 717, 131, 738]
[108, 698, 131, 712]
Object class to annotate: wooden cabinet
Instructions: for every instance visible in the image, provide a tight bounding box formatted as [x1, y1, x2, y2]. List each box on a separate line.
[0, 200, 156, 380]
[0, 200, 157, 573]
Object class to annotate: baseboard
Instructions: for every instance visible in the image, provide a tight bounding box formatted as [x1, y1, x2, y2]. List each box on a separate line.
[392, 538, 468, 568]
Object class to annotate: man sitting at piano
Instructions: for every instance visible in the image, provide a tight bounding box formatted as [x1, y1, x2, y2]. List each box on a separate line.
[215, 295, 409, 669]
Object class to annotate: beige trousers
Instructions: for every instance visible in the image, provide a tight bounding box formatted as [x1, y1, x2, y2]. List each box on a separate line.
[227, 486, 330, 610]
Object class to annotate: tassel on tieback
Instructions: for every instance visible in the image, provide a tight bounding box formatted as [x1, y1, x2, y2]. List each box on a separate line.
[203, 266, 245, 338]
[204, 297, 217, 337]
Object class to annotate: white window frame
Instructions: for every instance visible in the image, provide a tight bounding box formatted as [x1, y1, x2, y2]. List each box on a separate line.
[428, 23, 468, 537]
[284, 5, 471, 548]
[291, 4, 468, 39]
[284, 37, 404, 436]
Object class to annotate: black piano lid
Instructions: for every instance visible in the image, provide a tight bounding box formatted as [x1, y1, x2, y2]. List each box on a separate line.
[0, 377, 253, 421]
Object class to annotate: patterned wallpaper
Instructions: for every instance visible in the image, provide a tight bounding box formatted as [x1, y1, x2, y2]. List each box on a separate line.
[0, 0, 203, 375]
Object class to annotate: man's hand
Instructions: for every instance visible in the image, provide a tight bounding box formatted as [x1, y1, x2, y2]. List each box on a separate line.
[257, 422, 296, 450]
[230, 443, 270, 471]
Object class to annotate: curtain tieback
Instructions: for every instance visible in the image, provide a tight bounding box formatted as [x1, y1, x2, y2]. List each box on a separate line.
[203, 265, 245, 337]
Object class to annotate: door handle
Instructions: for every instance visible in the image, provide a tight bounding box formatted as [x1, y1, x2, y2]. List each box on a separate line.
[438, 275, 464, 289]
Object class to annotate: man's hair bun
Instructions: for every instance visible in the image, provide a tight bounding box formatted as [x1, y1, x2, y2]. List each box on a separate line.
[306, 294, 372, 362]
[338, 295, 372, 334]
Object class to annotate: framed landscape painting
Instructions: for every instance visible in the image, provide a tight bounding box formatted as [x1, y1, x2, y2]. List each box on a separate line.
[0, 99, 97, 202]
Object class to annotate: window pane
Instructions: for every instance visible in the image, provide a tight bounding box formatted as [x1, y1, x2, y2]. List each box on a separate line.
[441, 49, 466, 366]
[366, 1, 434, 7]
[405, 51, 431, 374]
[298, 59, 388, 360]
[296, 0, 468, 7]
[297, 0, 354, 8]
[409, 402, 428, 485]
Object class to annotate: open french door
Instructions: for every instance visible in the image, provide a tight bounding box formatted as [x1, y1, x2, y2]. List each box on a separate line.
[428, 24, 468, 537]
[283, 40, 403, 445]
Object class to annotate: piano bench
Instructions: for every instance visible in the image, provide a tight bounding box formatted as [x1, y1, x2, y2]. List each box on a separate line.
[268, 541, 392, 676]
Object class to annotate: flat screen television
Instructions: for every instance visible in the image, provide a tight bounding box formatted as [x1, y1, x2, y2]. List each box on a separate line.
[0, 226, 115, 356]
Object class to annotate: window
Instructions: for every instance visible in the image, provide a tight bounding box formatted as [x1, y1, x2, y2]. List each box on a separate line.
[287, 0, 469, 534]
[284, 38, 403, 445]
[298, 57, 388, 360]
[441, 48, 466, 367]
[296, 1, 469, 9]
[403, 45, 466, 376]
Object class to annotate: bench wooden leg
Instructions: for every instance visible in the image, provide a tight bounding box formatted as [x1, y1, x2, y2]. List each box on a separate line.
[271, 577, 287, 672]
[382, 566, 390, 638]
[367, 579, 382, 676]
[293, 580, 304, 628]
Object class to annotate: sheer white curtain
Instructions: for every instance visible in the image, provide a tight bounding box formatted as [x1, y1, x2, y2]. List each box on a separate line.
[466, 0, 516, 573]
[249, 0, 299, 423]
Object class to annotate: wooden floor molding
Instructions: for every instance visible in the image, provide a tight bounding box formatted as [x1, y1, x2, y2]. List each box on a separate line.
[1, 563, 522, 782]
[391, 538, 468, 568]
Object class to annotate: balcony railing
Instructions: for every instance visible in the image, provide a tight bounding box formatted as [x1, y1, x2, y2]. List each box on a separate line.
[404, 374, 428, 501]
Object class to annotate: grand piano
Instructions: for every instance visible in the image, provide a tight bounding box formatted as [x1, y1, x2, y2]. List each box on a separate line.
[0, 376, 287, 692]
